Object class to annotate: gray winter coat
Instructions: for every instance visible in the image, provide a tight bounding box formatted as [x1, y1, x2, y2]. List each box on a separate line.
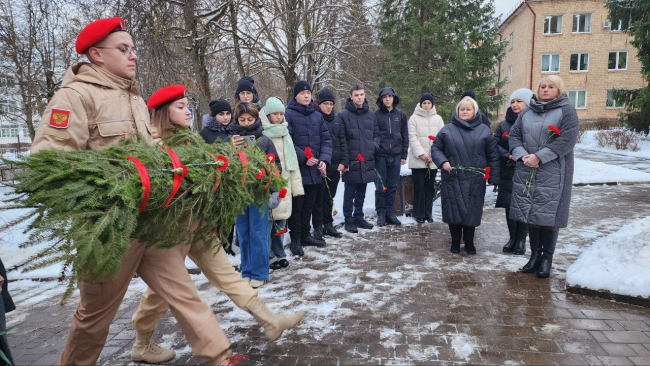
[509, 93, 579, 228]
[432, 112, 500, 227]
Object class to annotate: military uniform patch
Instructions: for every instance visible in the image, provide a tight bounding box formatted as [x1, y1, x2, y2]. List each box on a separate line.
[49, 109, 71, 129]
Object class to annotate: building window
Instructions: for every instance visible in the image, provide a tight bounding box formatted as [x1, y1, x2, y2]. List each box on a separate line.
[544, 15, 562, 34]
[572, 14, 591, 33]
[22, 127, 30, 137]
[0, 100, 18, 115]
[608, 51, 628, 70]
[509, 32, 514, 50]
[568, 90, 587, 109]
[0, 127, 19, 137]
[0, 76, 14, 88]
[508, 65, 512, 82]
[606, 89, 626, 108]
[570, 53, 589, 72]
[610, 18, 630, 32]
[541, 54, 560, 73]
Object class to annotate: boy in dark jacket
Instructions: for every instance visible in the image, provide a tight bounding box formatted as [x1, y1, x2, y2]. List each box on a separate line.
[339, 84, 380, 233]
[374, 87, 408, 226]
[200, 99, 232, 144]
[312, 88, 348, 239]
[286, 81, 333, 255]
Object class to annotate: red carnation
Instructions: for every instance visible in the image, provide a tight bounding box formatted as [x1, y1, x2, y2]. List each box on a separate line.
[485, 166, 491, 174]
[305, 147, 314, 160]
[358, 153, 365, 162]
[266, 153, 276, 163]
[383, 187, 387, 192]
[275, 227, 287, 236]
[278, 188, 288, 199]
[254, 169, 266, 179]
[428, 135, 435, 141]
[548, 125, 561, 135]
[216, 155, 228, 171]
[483, 173, 490, 181]
[502, 131, 509, 138]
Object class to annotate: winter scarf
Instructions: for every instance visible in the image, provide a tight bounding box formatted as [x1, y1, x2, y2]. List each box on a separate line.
[202, 114, 231, 133]
[229, 118, 264, 138]
[260, 111, 299, 171]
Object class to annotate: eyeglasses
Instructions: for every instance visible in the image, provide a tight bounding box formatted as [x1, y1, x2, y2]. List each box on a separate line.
[94, 46, 137, 56]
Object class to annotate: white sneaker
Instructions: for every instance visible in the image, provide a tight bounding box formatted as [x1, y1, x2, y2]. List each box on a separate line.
[250, 279, 266, 288]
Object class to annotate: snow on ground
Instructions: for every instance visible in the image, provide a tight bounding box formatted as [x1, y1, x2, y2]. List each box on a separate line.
[573, 158, 650, 184]
[578, 130, 650, 159]
[566, 215, 650, 299]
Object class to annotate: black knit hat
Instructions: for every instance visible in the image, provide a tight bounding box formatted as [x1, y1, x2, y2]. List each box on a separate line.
[235, 76, 258, 100]
[419, 93, 435, 105]
[318, 88, 335, 104]
[209, 99, 232, 117]
[460, 90, 476, 100]
[293, 80, 312, 98]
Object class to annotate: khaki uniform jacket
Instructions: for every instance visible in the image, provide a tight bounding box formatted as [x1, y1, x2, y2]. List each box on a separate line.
[268, 135, 304, 221]
[31, 62, 159, 153]
[408, 103, 445, 170]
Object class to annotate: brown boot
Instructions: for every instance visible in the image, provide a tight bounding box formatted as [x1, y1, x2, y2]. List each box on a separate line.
[131, 331, 176, 363]
[247, 296, 306, 341]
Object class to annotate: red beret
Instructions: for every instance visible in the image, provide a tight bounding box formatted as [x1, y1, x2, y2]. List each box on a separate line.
[147, 85, 187, 109]
[75, 17, 126, 54]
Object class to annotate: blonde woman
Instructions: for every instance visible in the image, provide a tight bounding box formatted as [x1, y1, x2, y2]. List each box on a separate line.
[408, 93, 445, 223]
[509, 76, 579, 278]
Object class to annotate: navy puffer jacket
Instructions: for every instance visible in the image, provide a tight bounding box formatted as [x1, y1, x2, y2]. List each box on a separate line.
[339, 98, 380, 184]
[375, 87, 409, 159]
[285, 98, 333, 185]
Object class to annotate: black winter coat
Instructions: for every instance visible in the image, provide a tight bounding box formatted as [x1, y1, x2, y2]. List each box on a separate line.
[432, 112, 500, 227]
[229, 120, 282, 173]
[200, 114, 231, 144]
[285, 98, 333, 185]
[375, 89, 408, 159]
[339, 98, 380, 184]
[0, 258, 14, 314]
[494, 108, 519, 208]
[318, 107, 349, 173]
[449, 111, 491, 129]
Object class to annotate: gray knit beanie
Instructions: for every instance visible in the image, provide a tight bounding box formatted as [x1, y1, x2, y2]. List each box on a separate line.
[509, 88, 534, 105]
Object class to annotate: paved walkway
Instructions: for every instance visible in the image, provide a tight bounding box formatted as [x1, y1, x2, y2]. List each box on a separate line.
[575, 146, 650, 175]
[5, 183, 650, 365]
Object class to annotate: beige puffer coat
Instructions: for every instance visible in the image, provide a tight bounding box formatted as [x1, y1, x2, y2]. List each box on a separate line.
[408, 104, 445, 169]
[269, 135, 304, 220]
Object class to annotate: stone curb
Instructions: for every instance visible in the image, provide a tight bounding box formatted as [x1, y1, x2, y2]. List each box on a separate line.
[567, 284, 650, 308]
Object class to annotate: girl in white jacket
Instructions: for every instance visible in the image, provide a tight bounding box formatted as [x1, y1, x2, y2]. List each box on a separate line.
[408, 93, 445, 223]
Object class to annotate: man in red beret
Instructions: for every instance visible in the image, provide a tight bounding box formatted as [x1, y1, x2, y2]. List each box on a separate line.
[31, 18, 237, 366]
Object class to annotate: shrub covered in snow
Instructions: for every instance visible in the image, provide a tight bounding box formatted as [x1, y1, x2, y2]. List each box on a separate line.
[595, 129, 640, 151]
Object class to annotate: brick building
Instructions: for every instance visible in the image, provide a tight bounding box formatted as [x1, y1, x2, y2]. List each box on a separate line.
[496, 0, 647, 121]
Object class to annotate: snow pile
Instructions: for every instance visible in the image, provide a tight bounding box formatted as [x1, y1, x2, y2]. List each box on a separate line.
[566, 215, 650, 298]
[450, 333, 477, 360]
[578, 130, 650, 159]
[573, 158, 650, 184]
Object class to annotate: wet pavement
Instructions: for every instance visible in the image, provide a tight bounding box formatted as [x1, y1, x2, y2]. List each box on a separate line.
[575, 146, 650, 175]
[5, 184, 650, 366]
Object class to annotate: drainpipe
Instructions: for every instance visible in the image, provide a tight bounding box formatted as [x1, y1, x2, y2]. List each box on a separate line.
[524, 1, 536, 90]
[497, 33, 502, 119]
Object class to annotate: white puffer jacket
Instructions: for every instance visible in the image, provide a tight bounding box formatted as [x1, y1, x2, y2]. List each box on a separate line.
[408, 103, 445, 169]
[269, 135, 304, 220]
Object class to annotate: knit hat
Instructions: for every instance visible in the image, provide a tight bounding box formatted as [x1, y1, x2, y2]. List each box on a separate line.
[293, 80, 312, 98]
[460, 90, 476, 100]
[234, 76, 258, 99]
[419, 93, 435, 105]
[318, 88, 336, 104]
[209, 99, 232, 117]
[264, 97, 285, 115]
[509, 88, 534, 105]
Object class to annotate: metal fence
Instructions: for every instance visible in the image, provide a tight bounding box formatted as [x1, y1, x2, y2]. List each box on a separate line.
[0, 135, 32, 155]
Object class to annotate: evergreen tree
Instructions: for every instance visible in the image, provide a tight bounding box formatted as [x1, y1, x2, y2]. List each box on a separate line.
[378, 0, 505, 120]
[606, 0, 650, 133]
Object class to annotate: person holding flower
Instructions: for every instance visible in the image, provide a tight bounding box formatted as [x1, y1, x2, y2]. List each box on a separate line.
[432, 97, 500, 254]
[509, 76, 579, 278]
[495, 88, 533, 255]
[408, 93, 445, 223]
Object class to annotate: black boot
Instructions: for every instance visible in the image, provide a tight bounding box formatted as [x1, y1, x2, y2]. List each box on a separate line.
[301, 233, 325, 247]
[289, 234, 304, 256]
[354, 218, 374, 230]
[522, 226, 541, 273]
[344, 221, 358, 233]
[377, 215, 386, 227]
[536, 229, 559, 278]
[386, 215, 402, 226]
[464, 242, 476, 255]
[502, 217, 517, 253]
[450, 241, 461, 253]
[513, 222, 529, 255]
[323, 223, 342, 238]
[313, 225, 325, 241]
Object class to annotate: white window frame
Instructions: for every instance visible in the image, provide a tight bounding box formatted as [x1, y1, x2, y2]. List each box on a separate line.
[608, 50, 628, 71]
[509, 32, 514, 50]
[572, 13, 592, 33]
[605, 89, 626, 109]
[568, 90, 587, 109]
[541, 53, 561, 73]
[569, 52, 589, 72]
[508, 65, 512, 82]
[543, 15, 563, 35]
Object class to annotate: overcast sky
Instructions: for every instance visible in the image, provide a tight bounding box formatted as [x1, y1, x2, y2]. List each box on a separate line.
[493, 0, 520, 21]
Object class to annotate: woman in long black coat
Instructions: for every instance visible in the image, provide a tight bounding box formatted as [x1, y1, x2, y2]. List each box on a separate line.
[495, 88, 533, 255]
[432, 97, 500, 254]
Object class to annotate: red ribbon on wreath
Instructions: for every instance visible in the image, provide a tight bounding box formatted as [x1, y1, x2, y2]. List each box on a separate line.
[210, 154, 228, 193]
[237, 150, 249, 186]
[126, 156, 150, 212]
[162, 147, 188, 208]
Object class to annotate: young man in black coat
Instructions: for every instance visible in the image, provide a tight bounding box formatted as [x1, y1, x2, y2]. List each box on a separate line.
[312, 88, 347, 239]
[374, 87, 408, 226]
[339, 84, 380, 233]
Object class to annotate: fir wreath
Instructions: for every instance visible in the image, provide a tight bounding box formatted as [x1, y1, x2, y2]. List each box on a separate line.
[1, 130, 286, 303]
